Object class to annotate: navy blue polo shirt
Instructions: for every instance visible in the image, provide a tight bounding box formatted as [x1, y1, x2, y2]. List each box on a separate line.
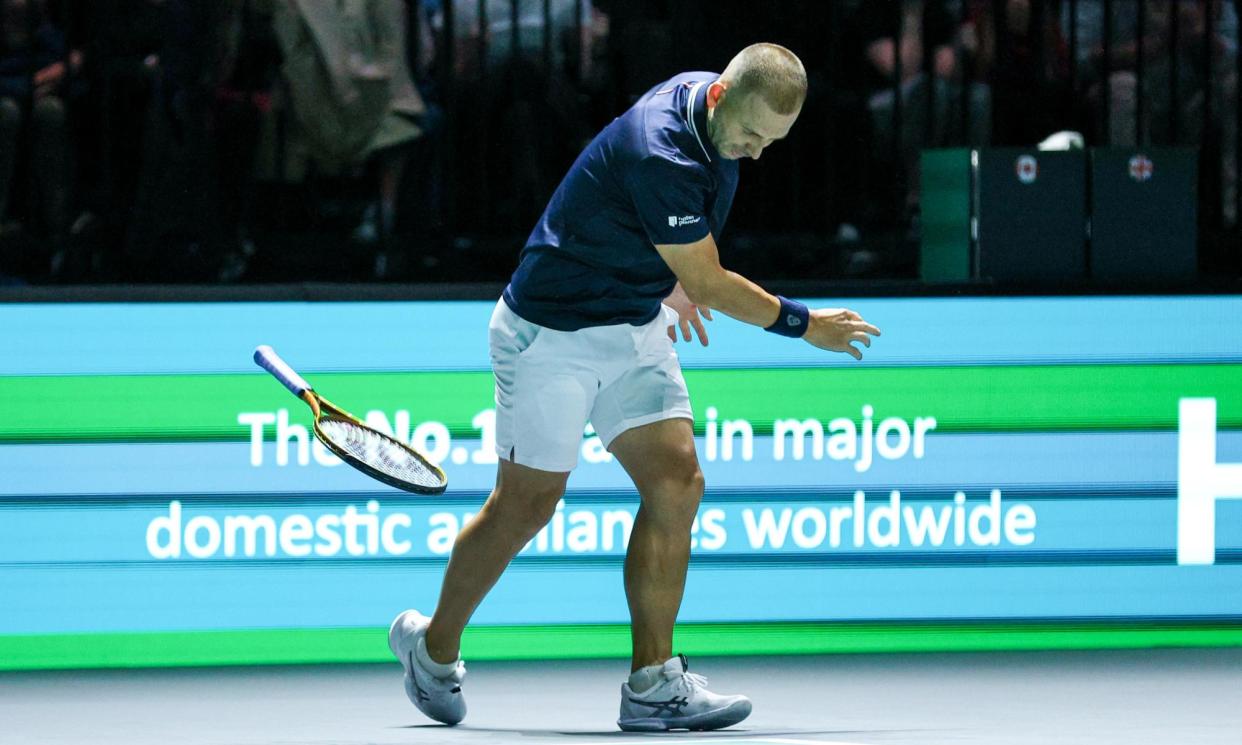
[502, 71, 741, 331]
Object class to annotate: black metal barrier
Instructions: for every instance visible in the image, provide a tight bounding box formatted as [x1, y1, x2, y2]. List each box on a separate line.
[412, 0, 1237, 276]
[2, 0, 1238, 285]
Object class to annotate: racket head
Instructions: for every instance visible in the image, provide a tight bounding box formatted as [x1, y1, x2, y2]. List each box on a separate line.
[313, 415, 448, 494]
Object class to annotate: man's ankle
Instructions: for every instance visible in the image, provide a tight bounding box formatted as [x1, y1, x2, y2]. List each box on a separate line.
[423, 624, 461, 665]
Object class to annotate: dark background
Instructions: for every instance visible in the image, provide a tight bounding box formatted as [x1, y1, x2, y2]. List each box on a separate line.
[0, 0, 1237, 292]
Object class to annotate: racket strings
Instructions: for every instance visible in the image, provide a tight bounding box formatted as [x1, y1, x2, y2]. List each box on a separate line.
[317, 419, 443, 489]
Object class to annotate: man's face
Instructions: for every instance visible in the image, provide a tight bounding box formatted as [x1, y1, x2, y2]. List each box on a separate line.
[707, 85, 800, 161]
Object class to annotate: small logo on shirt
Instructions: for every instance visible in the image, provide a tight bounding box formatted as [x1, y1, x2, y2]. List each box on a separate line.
[668, 215, 702, 228]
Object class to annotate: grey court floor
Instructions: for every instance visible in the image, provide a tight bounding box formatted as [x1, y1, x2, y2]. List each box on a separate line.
[2, 648, 1239, 745]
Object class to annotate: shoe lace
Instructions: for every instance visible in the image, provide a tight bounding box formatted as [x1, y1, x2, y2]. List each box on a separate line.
[666, 669, 709, 694]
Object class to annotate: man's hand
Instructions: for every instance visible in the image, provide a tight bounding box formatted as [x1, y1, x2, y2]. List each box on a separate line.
[803, 308, 881, 360]
[662, 281, 713, 346]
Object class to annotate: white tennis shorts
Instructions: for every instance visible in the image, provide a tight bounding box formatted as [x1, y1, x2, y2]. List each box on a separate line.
[489, 298, 693, 472]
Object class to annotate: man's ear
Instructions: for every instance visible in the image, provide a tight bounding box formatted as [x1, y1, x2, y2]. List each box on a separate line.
[706, 80, 727, 110]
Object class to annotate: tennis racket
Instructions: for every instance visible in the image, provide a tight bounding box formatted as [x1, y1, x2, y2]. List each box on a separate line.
[253, 345, 447, 494]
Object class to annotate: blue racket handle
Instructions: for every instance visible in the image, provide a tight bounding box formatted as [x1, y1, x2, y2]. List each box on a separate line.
[253, 345, 313, 397]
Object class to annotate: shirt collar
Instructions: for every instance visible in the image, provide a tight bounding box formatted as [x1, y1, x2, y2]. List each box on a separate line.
[684, 80, 719, 163]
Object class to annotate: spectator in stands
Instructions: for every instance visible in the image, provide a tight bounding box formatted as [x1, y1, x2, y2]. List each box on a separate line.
[1070, 0, 1237, 225]
[853, 0, 991, 216]
[1070, 0, 1237, 147]
[211, 0, 282, 281]
[272, 0, 429, 278]
[69, 0, 169, 279]
[431, 0, 608, 232]
[444, 0, 602, 83]
[0, 0, 72, 278]
[966, 0, 1074, 146]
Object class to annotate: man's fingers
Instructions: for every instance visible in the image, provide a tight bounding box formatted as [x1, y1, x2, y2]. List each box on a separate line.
[850, 331, 872, 348]
[849, 321, 881, 336]
[692, 317, 709, 346]
[846, 344, 863, 361]
[699, 306, 713, 321]
[670, 311, 712, 344]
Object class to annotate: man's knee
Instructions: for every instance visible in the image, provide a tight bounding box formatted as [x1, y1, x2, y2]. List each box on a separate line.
[642, 455, 704, 525]
[674, 460, 706, 499]
[488, 476, 566, 539]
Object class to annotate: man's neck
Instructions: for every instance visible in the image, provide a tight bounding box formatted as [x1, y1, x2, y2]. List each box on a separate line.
[705, 98, 720, 152]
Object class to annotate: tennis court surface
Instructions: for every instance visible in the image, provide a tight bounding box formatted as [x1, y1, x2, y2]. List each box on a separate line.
[3, 647, 1238, 745]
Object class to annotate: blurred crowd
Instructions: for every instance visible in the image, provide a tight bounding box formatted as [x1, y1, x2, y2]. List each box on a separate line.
[0, 0, 1237, 285]
[830, 0, 1237, 276]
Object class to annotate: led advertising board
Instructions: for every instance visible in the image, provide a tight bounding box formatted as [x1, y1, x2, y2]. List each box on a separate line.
[1, 296, 1239, 667]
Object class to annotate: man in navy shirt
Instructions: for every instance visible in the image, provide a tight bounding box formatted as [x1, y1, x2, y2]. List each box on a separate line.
[502, 68, 741, 330]
[390, 43, 881, 731]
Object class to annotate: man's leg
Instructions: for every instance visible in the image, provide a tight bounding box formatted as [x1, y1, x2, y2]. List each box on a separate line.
[423, 457, 569, 663]
[607, 417, 703, 671]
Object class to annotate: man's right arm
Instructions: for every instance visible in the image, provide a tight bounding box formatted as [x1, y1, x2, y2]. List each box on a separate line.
[656, 234, 782, 328]
[655, 233, 881, 359]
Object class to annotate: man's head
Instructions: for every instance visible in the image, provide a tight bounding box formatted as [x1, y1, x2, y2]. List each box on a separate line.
[705, 43, 807, 161]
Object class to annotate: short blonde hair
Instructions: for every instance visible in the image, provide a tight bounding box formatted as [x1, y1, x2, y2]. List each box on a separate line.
[720, 43, 807, 115]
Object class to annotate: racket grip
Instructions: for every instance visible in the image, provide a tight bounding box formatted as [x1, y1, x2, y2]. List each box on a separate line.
[253, 345, 312, 397]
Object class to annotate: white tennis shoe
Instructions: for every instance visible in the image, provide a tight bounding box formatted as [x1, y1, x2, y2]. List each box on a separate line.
[617, 654, 752, 731]
[388, 609, 467, 725]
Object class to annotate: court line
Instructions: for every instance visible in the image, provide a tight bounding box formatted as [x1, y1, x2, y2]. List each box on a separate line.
[557, 739, 871, 745]
[755, 738, 873, 745]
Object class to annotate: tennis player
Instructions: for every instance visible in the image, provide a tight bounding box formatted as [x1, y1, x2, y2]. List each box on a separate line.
[389, 43, 881, 731]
